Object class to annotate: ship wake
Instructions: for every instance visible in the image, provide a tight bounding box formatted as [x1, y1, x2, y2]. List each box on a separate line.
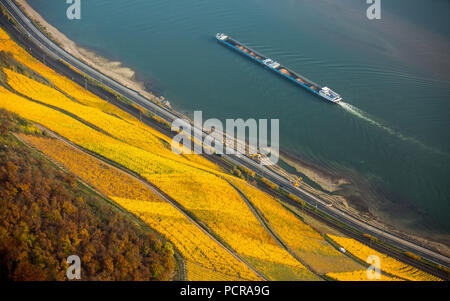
[338, 102, 448, 158]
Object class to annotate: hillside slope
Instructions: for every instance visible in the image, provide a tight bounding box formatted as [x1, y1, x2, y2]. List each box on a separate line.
[0, 20, 443, 281]
[0, 109, 175, 280]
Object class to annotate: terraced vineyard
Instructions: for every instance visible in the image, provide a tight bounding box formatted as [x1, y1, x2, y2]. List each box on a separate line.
[20, 134, 260, 281]
[328, 235, 443, 281]
[151, 172, 318, 280]
[0, 24, 324, 279]
[231, 180, 363, 275]
[0, 25, 443, 282]
[0, 82, 315, 279]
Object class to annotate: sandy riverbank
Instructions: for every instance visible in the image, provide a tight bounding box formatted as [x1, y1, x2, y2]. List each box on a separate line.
[279, 151, 350, 193]
[13, 0, 450, 258]
[279, 150, 450, 257]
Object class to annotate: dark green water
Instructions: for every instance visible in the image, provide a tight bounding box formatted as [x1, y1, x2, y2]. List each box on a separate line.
[27, 0, 450, 239]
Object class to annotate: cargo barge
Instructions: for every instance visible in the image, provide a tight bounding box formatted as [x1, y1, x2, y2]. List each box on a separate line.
[216, 33, 342, 103]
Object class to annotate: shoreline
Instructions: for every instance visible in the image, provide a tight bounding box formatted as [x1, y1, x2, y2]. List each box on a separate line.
[14, 0, 158, 102]
[14, 0, 450, 257]
[279, 149, 450, 256]
[279, 150, 351, 193]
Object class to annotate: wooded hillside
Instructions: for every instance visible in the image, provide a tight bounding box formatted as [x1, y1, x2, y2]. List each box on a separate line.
[0, 109, 175, 280]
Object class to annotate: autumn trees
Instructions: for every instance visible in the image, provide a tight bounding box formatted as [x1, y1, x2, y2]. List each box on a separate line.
[0, 109, 175, 280]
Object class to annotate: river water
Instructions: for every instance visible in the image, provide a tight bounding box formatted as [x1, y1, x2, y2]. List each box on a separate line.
[27, 0, 450, 240]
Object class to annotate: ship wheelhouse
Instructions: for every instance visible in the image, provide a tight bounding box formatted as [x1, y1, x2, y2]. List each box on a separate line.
[319, 87, 342, 103]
